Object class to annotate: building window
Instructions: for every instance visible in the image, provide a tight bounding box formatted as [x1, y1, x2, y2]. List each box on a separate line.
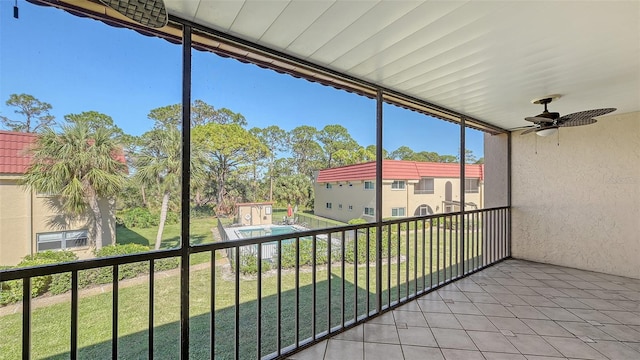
[325, 183, 332, 189]
[326, 202, 332, 209]
[465, 179, 480, 193]
[391, 207, 406, 217]
[415, 177, 434, 194]
[364, 181, 374, 190]
[364, 207, 375, 216]
[418, 205, 433, 216]
[391, 180, 406, 190]
[348, 205, 353, 211]
[338, 204, 343, 210]
[37, 230, 88, 251]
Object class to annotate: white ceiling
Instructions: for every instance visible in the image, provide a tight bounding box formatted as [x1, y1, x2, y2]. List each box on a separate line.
[165, 0, 640, 131]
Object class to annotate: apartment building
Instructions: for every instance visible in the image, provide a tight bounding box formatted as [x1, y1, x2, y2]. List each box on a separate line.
[0, 131, 119, 265]
[314, 160, 483, 223]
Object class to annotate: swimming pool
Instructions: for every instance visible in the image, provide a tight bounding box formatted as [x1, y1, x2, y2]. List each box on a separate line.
[236, 225, 300, 239]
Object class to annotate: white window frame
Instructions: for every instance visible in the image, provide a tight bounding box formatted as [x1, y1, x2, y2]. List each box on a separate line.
[415, 177, 434, 194]
[364, 181, 374, 190]
[364, 207, 375, 216]
[465, 178, 480, 193]
[325, 183, 332, 189]
[326, 202, 332, 209]
[391, 207, 406, 217]
[348, 205, 353, 211]
[391, 180, 406, 190]
[37, 230, 88, 251]
[338, 204, 343, 210]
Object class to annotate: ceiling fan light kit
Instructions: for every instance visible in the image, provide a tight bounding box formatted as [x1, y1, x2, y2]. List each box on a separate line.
[535, 128, 558, 137]
[520, 95, 616, 137]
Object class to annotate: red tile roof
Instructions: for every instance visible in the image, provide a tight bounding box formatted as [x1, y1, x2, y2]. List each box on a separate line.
[316, 160, 483, 183]
[0, 130, 127, 175]
[0, 131, 37, 174]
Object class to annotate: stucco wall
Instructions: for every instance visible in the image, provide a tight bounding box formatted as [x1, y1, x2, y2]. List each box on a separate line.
[484, 133, 509, 208]
[0, 177, 116, 265]
[314, 177, 483, 223]
[511, 111, 640, 278]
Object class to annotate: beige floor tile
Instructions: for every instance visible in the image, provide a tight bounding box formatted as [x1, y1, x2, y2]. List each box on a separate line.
[506, 334, 562, 357]
[476, 302, 516, 317]
[455, 314, 499, 332]
[567, 309, 619, 324]
[588, 340, 640, 359]
[482, 352, 527, 360]
[431, 328, 478, 351]
[333, 324, 364, 342]
[363, 342, 402, 360]
[447, 302, 483, 315]
[397, 326, 438, 347]
[542, 336, 606, 360]
[535, 307, 582, 322]
[425, 313, 463, 329]
[395, 301, 422, 312]
[601, 310, 640, 325]
[465, 292, 500, 304]
[418, 299, 452, 314]
[369, 311, 396, 325]
[599, 324, 640, 342]
[441, 348, 485, 360]
[467, 330, 519, 353]
[393, 310, 428, 327]
[520, 319, 573, 337]
[287, 340, 327, 360]
[488, 316, 536, 335]
[556, 321, 614, 341]
[325, 339, 363, 360]
[401, 345, 444, 360]
[508, 306, 549, 320]
[364, 323, 400, 344]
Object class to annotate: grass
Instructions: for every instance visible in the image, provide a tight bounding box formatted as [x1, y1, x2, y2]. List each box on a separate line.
[0, 223, 488, 360]
[116, 216, 218, 264]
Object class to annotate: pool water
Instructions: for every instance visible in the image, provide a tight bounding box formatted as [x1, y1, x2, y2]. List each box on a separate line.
[236, 225, 299, 238]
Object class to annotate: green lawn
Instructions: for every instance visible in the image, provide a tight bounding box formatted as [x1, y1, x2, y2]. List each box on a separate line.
[0, 224, 486, 360]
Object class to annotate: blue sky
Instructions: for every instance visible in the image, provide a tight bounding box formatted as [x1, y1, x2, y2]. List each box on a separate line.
[0, 2, 483, 158]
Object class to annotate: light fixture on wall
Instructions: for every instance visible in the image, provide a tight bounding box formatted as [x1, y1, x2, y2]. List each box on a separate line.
[535, 127, 558, 137]
[99, 0, 168, 28]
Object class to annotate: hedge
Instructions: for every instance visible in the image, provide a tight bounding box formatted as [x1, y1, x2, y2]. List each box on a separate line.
[0, 245, 180, 306]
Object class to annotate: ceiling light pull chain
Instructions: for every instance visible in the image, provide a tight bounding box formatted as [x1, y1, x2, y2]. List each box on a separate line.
[535, 134, 538, 154]
[14, 0, 19, 19]
[557, 128, 560, 146]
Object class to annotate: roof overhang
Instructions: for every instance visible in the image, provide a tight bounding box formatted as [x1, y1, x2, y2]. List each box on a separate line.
[31, 0, 640, 134]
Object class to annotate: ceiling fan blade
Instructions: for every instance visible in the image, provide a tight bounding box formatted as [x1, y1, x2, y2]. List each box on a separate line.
[557, 108, 616, 126]
[520, 126, 540, 135]
[525, 116, 554, 123]
[559, 118, 597, 127]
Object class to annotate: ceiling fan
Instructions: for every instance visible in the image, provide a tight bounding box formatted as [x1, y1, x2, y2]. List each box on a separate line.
[520, 95, 616, 136]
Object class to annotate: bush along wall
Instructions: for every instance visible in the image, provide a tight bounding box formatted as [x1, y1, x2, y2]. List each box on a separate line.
[0, 245, 180, 306]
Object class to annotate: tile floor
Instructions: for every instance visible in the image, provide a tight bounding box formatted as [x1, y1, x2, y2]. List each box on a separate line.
[287, 259, 640, 360]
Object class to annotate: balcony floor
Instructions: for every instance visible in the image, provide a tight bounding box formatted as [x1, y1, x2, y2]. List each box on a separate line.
[288, 259, 640, 360]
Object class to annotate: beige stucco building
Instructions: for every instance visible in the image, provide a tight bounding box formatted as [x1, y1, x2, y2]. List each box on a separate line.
[314, 160, 484, 223]
[0, 131, 117, 266]
[236, 202, 274, 226]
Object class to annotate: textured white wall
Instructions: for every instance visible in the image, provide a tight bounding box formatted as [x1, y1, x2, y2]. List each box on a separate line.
[511, 111, 640, 278]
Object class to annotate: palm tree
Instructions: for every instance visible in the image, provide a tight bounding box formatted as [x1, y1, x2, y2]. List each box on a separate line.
[22, 123, 126, 250]
[134, 128, 182, 250]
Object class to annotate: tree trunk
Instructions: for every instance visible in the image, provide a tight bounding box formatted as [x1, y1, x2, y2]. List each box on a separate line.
[88, 194, 104, 251]
[155, 190, 170, 250]
[141, 186, 147, 208]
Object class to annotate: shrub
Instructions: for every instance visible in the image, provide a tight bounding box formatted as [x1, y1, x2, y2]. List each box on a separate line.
[0, 251, 78, 305]
[344, 229, 398, 264]
[348, 218, 367, 225]
[116, 207, 179, 229]
[280, 238, 328, 268]
[233, 252, 272, 275]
